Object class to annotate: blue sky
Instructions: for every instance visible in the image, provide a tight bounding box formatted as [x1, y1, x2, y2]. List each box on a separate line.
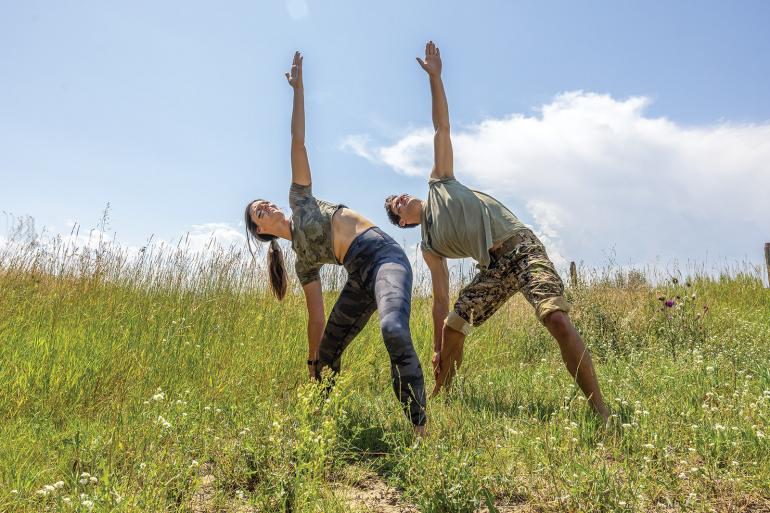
[2, 1, 769, 272]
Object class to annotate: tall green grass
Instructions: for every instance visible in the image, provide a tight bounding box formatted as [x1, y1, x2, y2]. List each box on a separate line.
[1, 225, 768, 512]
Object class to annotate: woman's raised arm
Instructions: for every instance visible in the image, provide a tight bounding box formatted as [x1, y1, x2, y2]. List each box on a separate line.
[286, 51, 312, 186]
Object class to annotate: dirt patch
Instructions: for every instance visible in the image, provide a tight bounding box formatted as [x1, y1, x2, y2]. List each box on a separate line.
[189, 462, 257, 513]
[190, 463, 217, 513]
[335, 474, 419, 513]
[335, 469, 531, 513]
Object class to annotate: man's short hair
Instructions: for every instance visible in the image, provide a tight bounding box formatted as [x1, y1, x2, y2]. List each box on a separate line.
[384, 195, 419, 228]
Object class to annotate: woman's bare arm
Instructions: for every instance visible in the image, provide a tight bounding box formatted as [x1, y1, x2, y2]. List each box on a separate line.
[301, 280, 325, 379]
[286, 51, 311, 186]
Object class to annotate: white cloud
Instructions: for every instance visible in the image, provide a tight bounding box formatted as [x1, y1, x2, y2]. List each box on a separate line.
[181, 222, 246, 253]
[286, 0, 309, 20]
[1, 220, 246, 261]
[346, 92, 770, 268]
[339, 134, 378, 163]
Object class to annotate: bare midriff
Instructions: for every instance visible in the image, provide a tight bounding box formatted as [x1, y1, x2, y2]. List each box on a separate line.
[331, 208, 375, 264]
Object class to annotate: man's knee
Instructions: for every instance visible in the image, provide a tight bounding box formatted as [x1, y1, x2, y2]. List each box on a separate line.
[544, 310, 571, 336]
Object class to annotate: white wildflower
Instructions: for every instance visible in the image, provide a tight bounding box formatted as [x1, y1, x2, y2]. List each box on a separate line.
[622, 423, 632, 429]
[81, 499, 94, 509]
[152, 391, 165, 401]
[44, 485, 56, 492]
[54, 481, 65, 489]
[62, 496, 71, 503]
[89, 477, 97, 484]
[157, 415, 172, 429]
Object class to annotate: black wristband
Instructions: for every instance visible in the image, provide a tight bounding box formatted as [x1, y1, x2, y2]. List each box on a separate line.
[307, 359, 319, 366]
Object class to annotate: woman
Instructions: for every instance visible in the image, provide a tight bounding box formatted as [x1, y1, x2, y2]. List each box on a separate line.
[244, 51, 426, 434]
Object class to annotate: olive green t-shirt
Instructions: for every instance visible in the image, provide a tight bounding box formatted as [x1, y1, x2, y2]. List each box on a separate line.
[420, 177, 526, 268]
[289, 183, 344, 286]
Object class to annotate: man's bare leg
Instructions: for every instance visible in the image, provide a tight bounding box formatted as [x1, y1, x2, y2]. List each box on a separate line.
[542, 311, 610, 422]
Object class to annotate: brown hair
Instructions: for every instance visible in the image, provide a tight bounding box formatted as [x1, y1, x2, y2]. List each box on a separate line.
[384, 195, 419, 228]
[244, 200, 288, 300]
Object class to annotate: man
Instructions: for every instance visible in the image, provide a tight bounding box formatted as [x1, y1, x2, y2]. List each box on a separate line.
[384, 41, 609, 422]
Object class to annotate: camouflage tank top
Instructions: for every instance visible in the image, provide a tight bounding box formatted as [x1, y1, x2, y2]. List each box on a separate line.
[289, 182, 345, 286]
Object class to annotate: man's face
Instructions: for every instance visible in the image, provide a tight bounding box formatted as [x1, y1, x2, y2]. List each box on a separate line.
[387, 194, 422, 226]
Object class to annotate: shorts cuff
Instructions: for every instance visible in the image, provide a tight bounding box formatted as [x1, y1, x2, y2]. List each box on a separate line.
[445, 311, 471, 335]
[536, 296, 572, 322]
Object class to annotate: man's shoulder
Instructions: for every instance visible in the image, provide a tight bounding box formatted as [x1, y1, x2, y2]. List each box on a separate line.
[428, 176, 460, 186]
[428, 177, 467, 198]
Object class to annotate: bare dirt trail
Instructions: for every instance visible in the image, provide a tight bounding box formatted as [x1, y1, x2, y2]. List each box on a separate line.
[189, 461, 532, 513]
[334, 467, 532, 513]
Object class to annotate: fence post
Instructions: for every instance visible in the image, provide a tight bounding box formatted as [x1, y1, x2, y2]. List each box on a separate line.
[569, 261, 578, 288]
[765, 243, 770, 288]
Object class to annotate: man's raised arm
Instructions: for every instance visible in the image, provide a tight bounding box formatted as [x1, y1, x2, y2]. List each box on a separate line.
[416, 41, 453, 180]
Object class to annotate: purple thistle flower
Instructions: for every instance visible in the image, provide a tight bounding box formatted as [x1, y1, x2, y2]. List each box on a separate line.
[665, 299, 675, 308]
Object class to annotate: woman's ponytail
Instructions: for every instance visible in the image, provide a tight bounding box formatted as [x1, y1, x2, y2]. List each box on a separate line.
[245, 199, 289, 301]
[267, 239, 288, 300]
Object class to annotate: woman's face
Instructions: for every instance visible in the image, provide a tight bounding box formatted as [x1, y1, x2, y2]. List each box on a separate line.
[249, 200, 285, 235]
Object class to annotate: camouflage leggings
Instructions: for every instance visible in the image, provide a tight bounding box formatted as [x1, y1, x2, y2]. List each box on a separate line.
[318, 227, 427, 426]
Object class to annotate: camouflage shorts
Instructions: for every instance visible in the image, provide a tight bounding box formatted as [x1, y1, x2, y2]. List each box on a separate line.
[446, 230, 571, 335]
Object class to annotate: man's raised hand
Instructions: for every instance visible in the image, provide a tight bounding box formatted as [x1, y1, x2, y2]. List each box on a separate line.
[416, 40, 442, 77]
[285, 51, 303, 89]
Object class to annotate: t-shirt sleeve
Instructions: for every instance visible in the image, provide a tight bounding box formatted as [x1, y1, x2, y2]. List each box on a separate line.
[420, 240, 437, 255]
[289, 182, 313, 210]
[294, 260, 321, 286]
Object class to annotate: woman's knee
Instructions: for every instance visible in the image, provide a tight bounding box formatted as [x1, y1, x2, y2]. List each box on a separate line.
[380, 318, 410, 344]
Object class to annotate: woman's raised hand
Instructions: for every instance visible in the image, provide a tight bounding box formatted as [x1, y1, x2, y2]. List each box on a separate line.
[416, 40, 442, 77]
[285, 51, 303, 89]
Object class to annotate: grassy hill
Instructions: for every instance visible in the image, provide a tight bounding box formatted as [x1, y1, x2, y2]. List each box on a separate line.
[1, 238, 768, 512]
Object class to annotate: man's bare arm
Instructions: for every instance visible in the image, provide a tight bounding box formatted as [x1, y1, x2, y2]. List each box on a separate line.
[423, 249, 450, 377]
[416, 41, 453, 180]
